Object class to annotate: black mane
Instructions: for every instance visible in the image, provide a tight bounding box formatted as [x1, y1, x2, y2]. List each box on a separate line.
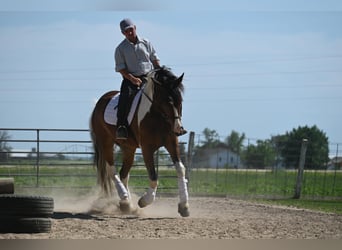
[153, 66, 184, 107]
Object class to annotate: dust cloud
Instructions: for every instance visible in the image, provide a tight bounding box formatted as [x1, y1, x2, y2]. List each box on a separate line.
[50, 187, 179, 218]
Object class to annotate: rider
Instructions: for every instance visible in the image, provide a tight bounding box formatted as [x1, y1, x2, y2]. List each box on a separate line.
[114, 18, 187, 139]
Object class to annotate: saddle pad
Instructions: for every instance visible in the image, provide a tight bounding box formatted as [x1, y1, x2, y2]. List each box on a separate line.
[104, 90, 142, 126]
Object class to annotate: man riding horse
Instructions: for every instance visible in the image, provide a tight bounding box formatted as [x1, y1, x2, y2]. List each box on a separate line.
[114, 18, 187, 139]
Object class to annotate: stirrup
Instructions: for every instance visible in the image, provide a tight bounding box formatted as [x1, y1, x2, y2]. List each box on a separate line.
[116, 125, 128, 140]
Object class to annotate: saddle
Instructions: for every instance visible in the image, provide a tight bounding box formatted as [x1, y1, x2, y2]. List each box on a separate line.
[104, 89, 142, 126]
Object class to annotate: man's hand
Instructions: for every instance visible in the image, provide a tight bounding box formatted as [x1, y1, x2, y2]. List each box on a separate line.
[119, 69, 142, 87]
[130, 76, 142, 87]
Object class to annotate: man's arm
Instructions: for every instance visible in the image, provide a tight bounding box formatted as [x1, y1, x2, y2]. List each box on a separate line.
[118, 69, 143, 86]
[153, 59, 161, 69]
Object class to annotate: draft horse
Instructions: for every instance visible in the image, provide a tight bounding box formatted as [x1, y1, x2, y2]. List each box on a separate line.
[90, 67, 189, 217]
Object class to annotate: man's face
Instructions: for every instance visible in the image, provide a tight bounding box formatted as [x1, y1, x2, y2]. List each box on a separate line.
[123, 26, 137, 42]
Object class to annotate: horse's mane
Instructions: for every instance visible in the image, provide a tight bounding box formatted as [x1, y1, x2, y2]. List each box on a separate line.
[137, 67, 184, 126]
[153, 66, 184, 108]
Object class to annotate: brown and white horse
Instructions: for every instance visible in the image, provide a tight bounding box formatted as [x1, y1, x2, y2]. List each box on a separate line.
[90, 67, 189, 217]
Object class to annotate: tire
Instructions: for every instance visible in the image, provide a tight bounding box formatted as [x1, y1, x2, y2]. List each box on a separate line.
[0, 195, 54, 218]
[0, 217, 51, 233]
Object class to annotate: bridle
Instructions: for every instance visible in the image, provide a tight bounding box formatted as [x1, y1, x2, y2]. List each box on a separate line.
[141, 72, 182, 123]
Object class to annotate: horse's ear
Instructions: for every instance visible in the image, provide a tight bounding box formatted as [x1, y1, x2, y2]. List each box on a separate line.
[174, 73, 184, 87]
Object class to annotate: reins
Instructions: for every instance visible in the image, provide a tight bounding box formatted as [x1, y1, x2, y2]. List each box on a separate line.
[141, 72, 182, 122]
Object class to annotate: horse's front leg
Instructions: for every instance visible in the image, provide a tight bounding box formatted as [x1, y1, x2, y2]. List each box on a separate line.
[165, 142, 190, 217]
[175, 161, 190, 217]
[138, 148, 158, 208]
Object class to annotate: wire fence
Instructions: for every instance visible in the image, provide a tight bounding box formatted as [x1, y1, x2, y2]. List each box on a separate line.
[189, 134, 342, 199]
[0, 128, 341, 199]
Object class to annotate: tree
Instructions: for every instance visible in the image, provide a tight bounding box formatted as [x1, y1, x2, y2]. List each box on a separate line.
[243, 139, 276, 169]
[179, 142, 187, 164]
[0, 130, 12, 162]
[225, 130, 245, 154]
[279, 125, 329, 169]
[200, 128, 220, 148]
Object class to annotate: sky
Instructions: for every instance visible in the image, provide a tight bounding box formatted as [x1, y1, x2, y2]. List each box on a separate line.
[0, 1, 342, 152]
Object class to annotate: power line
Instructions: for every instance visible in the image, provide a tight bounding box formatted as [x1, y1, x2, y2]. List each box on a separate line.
[0, 54, 341, 75]
[1, 83, 341, 92]
[186, 96, 342, 103]
[186, 69, 342, 78]
[0, 69, 341, 82]
[0, 67, 115, 74]
[170, 55, 342, 67]
[1, 96, 341, 104]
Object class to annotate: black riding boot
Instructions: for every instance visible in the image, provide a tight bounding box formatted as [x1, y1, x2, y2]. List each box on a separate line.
[116, 78, 140, 140]
[116, 80, 131, 140]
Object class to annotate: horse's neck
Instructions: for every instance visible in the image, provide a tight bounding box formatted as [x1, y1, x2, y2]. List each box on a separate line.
[137, 79, 154, 126]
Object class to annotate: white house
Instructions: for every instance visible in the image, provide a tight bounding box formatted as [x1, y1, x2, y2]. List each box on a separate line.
[327, 156, 342, 170]
[9, 149, 31, 159]
[193, 147, 241, 169]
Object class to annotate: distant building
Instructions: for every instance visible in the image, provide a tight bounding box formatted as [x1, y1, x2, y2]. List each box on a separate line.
[9, 149, 31, 160]
[9, 149, 60, 160]
[193, 147, 241, 169]
[327, 156, 342, 170]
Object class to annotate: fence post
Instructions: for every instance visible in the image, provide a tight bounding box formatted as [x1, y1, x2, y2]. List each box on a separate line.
[293, 138, 308, 199]
[36, 129, 40, 187]
[186, 131, 195, 181]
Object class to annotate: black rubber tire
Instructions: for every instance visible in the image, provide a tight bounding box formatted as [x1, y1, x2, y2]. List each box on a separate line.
[0, 195, 54, 218]
[0, 217, 51, 233]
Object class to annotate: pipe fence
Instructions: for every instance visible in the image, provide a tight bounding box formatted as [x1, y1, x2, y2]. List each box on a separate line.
[0, 128, 189, 194]
[0, 128, 341, 199]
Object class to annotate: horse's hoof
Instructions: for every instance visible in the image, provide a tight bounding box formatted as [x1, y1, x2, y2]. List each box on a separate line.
[119, 199, 132, 213]
[138, 191, 155, 208]
[178, 202, 190, 217]
[138, 197, 147, 208]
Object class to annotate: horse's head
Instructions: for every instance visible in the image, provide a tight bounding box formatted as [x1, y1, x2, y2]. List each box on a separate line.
[145, 66, 185, 134]
[152, 66, 184, 108]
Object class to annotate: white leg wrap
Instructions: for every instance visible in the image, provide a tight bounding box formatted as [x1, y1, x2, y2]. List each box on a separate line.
[141, 187, 157, 205]
[175, 162, 189, 204]
[114, 175, 129, 200]
[178, 177, 189, 204]
[122, 175, 131, 199]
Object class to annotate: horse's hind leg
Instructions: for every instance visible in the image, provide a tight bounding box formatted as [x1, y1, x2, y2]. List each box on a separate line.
[100, 143, 130, 201]
[117, 146, 136, 212]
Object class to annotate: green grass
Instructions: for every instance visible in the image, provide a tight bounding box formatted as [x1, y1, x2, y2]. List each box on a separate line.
[0, 165, 97, 187]
[189, 169, 342, 198]
[256, 199, 342, 214]
[1, 165, 341, 214]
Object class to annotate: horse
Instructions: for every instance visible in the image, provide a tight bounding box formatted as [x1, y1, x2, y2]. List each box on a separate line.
[90, 67, 190, 217]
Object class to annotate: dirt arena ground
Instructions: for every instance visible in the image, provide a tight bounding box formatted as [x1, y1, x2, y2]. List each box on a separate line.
[1, 190, 341, 239]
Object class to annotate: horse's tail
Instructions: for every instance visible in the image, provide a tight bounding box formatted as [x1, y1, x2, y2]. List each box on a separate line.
[90, 114, 114, 197]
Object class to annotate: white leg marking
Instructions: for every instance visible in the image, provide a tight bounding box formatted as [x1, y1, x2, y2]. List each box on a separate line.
[138, 180, 158, 207]
[175, 161, 189, 204]
[142, 186, 157, 205]
[114, 175, 129, 200]
[122, 174, 131, 199]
